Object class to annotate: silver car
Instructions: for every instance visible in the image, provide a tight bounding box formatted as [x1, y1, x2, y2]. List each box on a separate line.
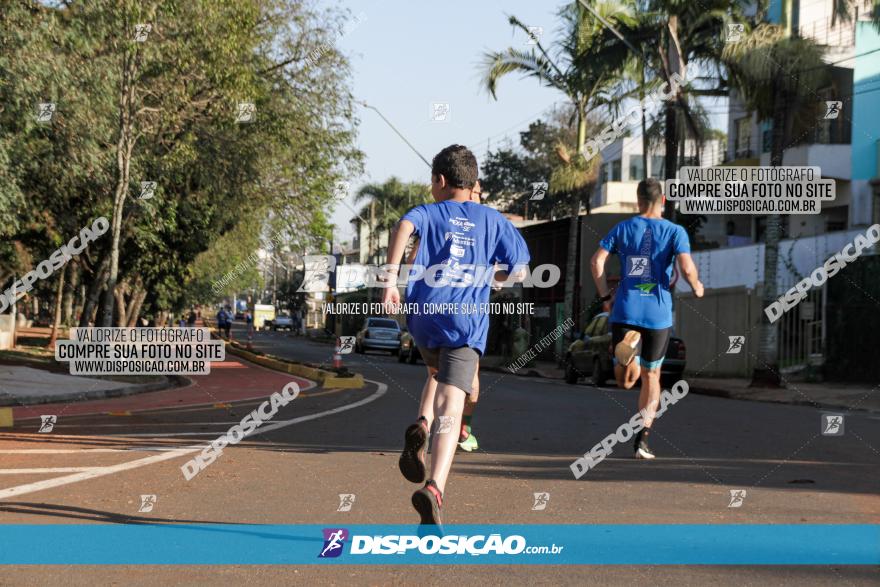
[355, 317, 401, 355]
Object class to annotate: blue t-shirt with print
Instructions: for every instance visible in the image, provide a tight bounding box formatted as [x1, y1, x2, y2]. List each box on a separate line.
[401, 200, 530, 354]
[599, 216, 690, 330]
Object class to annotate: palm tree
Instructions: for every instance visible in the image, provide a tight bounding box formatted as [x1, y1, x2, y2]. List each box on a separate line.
[631, 0, 760, 219]
[481, 1, 635, 347]
[723, 23, 828, 385]
[354, 177, 431, 263]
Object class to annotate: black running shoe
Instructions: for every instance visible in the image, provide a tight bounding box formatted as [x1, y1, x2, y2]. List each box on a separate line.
[399, 419, 429, 483]
[412, 479, 443, 526]
[634, 429, 655, 459]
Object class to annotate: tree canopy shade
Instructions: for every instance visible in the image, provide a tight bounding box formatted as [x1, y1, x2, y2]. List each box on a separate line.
[0, 0, 362, 327]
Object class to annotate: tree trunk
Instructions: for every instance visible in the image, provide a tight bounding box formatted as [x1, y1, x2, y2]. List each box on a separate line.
[114, 286, 127, 328]
[663, 17, 682, 220]
[48, 265, 66, 348]
[100, 49, 138, 326]
[156, 310, 168, 327]
[63, 261, 79, 326]
[126, 287, 147, 327]
[752, 80, 787, 387]
[80, 255, 110, 327]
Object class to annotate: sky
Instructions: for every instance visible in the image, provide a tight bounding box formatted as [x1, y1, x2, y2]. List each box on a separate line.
[327, 0, 566, 242]
[326, 0, 729, 243]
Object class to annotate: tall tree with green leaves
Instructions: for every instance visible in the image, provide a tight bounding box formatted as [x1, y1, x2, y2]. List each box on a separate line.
[723, 23, 827, 384]
[354, 178, 431, 262]
[481, 1, 634, 343]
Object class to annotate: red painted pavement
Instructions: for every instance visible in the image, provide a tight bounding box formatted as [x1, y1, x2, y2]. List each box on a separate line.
[11, 356, 313, 420]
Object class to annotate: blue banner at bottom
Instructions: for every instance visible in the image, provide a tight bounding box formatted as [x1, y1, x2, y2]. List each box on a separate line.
[0, 524, 877, 565]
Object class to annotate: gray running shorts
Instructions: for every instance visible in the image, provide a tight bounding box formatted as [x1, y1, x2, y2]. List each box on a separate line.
[417, 345, 480, 394]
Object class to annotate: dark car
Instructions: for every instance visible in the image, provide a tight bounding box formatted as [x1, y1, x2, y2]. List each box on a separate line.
[564, 312, 686, 387]
[355, 317, 401, 355]
[398, 329, 421, 364]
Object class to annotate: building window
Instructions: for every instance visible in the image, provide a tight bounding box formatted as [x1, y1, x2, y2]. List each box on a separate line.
[610, 160, 621, 182]
[650, 156, 665, 178]
[735, 117, 752, 158]
[628, 156, 644, 181]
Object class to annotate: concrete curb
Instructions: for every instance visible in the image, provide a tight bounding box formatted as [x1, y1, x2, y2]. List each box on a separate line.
[224, 344, 365, 389]
[688, 384, 880, 415]
[0, 375, 189, 407]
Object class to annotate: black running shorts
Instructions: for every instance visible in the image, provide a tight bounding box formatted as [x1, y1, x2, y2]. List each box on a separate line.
[611, 323, 671, 370]
[417, 345, 480, 394]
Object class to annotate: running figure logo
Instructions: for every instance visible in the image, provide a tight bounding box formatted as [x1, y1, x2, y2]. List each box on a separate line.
[337, 336, 355, 355]
[138, 181, 157, 200]
[531, 492, 550, 511]
[530, 181, 548, 201]
[436, 415, 455, 434]
[726, 336, 745, 354]
[299, 255, 335, 292]
[823, 101, 842, 120]
[133, 23, 152, 42]
[337, 494, 356, 512]
[726, 23, 744, 42]
[236, 102, 256, 123]
[627, 256, 649, 276]
[38, 415, 57, 433]
[430, 102, 450, 122]
[821, 414, 844, 436]
[727, 489, 747, 508]
[318, 528, 349, 558]
[138, 494, 157, 513]
[36, 102, 56, 123]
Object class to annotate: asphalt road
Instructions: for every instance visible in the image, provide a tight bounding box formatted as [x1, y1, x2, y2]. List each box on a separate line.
[1, 324, 878, 585]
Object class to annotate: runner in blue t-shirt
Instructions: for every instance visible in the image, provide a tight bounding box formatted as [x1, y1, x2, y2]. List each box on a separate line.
[382, 145, 530, 525]
[591, 178, 704, 459]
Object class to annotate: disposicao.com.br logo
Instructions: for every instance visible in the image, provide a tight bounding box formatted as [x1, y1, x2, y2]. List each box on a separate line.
[318, 528, 563, 558]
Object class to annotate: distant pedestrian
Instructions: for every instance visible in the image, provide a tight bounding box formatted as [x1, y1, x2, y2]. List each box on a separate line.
[217, 307, 231, 339]
[187, 307, 197, 327]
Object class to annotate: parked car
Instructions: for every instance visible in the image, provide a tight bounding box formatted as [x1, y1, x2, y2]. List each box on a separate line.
[398, 329, 421, 364]
[355, 317, 401, 355]
[269, 312, 293, 331]
[564, 312, 686, 387]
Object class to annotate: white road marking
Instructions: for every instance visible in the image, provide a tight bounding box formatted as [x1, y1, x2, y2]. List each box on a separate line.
[0, 447, 198, 500]
[111, 381, 388, 437]
[0, 380, 387, 500]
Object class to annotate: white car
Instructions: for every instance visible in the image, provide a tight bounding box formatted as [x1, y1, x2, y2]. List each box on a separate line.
[269, 312, 293, 331]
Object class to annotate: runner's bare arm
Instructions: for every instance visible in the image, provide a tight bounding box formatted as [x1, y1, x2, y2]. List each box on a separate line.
[590, 247, 611, 297]
[382, 219, 416, 311]
[677, 253, 704, 298]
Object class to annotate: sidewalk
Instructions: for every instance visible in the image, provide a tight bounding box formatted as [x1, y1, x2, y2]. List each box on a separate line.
[688, 377, 880, 414]
[479, 355, 880, 414]
[0, 365, 177, 407]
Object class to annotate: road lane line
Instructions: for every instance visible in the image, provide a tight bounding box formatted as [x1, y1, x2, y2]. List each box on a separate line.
[0, 447, 198, 500]
[0, 380, 386, 499]
[111, 380, 388, 437]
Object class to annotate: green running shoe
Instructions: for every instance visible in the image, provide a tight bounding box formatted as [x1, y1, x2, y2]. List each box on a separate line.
[458, 428, 479, 452]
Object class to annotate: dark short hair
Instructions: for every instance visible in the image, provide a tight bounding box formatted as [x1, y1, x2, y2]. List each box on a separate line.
[637, 178, 663, 205]
[431, 145, 478, 189]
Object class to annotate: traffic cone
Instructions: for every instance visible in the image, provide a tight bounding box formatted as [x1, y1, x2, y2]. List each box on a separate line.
[333, 338, 343, 369]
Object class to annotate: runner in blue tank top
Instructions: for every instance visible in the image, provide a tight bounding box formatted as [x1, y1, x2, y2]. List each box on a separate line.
[591, 178, 704, 459]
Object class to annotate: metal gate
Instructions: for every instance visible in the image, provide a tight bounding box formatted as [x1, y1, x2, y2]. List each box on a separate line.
[777, 282, 826, 374]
